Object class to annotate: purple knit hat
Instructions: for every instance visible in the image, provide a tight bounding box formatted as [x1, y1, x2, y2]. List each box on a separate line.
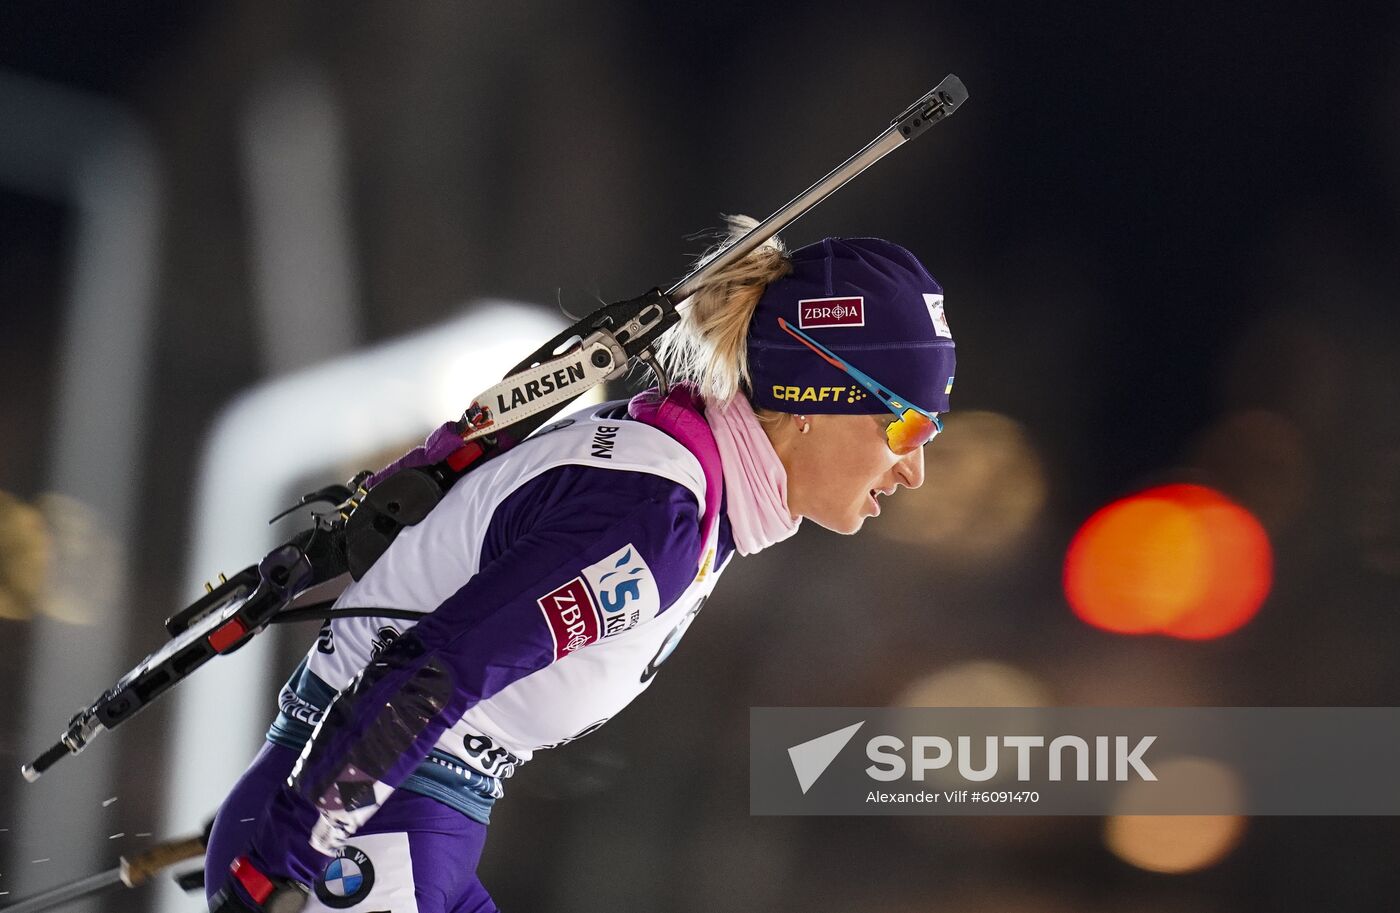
[746, 237, 956, 414]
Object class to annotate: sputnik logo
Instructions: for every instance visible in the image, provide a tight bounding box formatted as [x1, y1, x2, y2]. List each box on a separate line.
[787, 721, 865, 794]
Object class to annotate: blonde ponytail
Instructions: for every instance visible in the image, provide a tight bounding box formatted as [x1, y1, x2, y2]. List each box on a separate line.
[654, 215, 792, 405]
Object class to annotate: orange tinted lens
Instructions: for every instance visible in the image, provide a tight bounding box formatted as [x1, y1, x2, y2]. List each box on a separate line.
[885, 409, 938, 455]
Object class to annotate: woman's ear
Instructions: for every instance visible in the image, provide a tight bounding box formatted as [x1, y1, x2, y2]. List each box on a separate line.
[753, 408, 796, 452]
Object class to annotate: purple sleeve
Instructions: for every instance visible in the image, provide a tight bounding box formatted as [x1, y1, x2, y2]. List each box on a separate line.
[245, 466, 702, 880]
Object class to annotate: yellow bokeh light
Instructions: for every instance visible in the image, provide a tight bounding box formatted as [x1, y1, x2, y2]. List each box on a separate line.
[874, 411, 1046, 560]
[36, 493, 121, 625]
[1106, 757, 1247, 873]
[894, 660, 1051, 708]
[0, 490, 51, 621]
[1105, 814, 1246, 874]
[892, 660, 1051, 791]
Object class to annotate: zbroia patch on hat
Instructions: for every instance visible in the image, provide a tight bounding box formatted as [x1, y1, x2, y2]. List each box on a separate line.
[745, 237, 956, 414]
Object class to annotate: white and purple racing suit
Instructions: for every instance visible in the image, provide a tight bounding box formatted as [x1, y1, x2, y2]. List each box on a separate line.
[206, 387, 734, 912]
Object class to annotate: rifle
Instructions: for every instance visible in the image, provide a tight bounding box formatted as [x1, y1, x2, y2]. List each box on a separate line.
[21, 75, 968, 785]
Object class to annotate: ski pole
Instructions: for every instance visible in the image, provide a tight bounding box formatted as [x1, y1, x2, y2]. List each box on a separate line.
[0, 831, 206, 913]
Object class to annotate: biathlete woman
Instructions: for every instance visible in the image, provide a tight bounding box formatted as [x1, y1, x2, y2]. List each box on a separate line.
[204, 219, 958, 912]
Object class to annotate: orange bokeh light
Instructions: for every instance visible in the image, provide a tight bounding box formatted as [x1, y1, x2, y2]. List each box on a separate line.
[1064, 484, 1272, 639]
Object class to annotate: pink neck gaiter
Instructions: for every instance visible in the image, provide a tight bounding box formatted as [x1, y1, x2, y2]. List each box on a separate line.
[704, 390, 802, 556]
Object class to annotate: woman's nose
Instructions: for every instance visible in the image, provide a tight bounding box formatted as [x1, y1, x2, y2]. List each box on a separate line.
[896, 445, 925, 490]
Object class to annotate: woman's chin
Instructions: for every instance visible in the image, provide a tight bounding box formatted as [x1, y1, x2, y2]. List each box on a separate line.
[811, 511, 868, 536]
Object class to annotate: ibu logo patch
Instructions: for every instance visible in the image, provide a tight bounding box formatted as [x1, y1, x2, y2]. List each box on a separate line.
[538, 577, 601, 661]
[582, 543, 660, 637]
[315, 845, 375, 908]
[923, 293, 952, 338]
[798, 296, 864, 329]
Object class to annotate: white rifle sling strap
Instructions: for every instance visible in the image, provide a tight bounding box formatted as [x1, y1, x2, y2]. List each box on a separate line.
[463, 331, 627, 443]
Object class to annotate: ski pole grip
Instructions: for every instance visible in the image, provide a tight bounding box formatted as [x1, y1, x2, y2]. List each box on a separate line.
[119, 835, 207, 887]
[20, 740, 70, 782]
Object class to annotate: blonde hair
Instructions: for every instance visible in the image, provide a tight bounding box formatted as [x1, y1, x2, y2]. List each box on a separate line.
[654, 214, 792, 405]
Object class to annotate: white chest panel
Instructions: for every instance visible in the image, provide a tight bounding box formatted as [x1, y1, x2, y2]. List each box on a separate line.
[445, 555, 727, 776]
[301, 409, 725, 777]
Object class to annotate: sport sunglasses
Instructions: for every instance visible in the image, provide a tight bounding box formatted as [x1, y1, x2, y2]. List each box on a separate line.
[777, 318, 943, 455]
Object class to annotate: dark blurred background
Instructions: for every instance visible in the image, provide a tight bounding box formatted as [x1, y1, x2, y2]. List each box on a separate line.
[2, 2, 1399, 911]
